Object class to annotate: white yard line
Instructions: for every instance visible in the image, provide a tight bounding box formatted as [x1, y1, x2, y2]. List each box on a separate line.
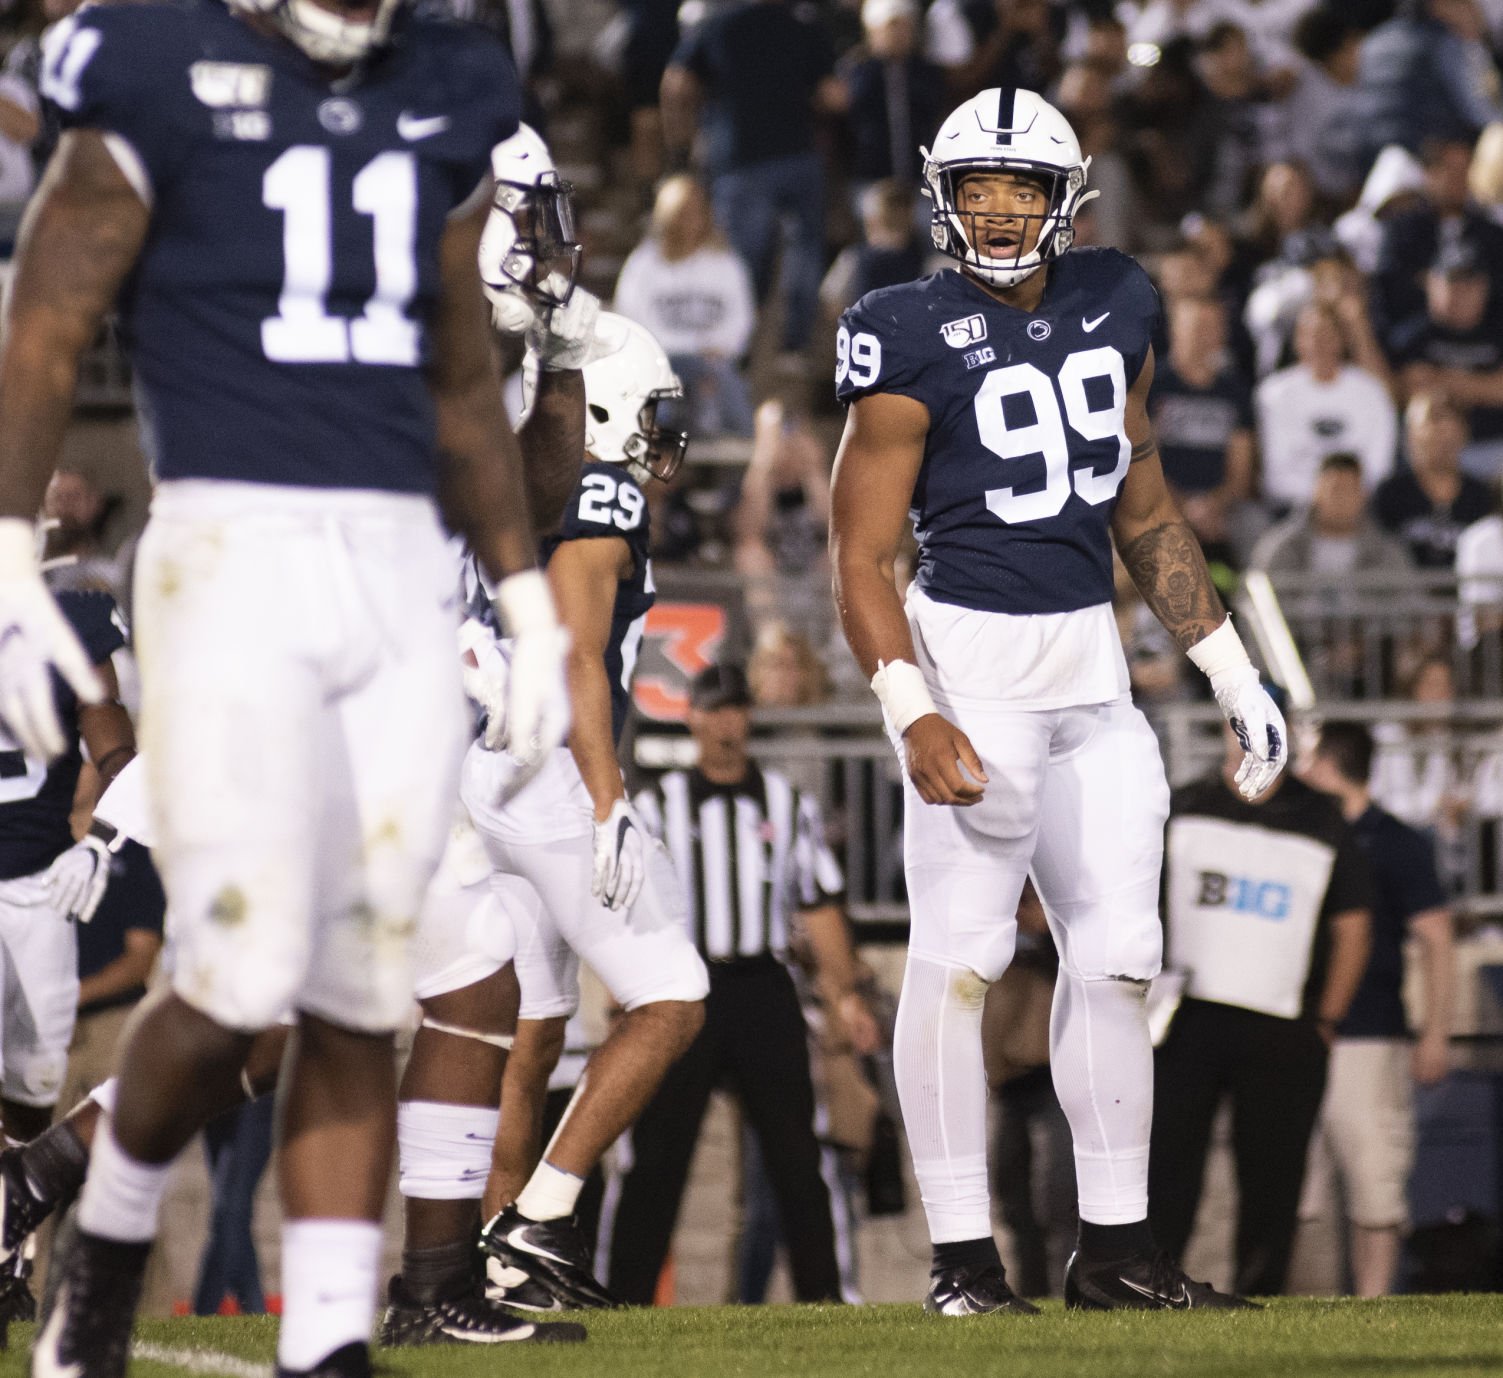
[130, 1341, 274, 1378]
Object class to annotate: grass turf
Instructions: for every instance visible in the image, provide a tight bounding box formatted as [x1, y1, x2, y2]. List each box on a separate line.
[4, 1296, 1503, 1378]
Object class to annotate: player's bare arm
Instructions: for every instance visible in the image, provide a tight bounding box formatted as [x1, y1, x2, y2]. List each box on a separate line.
[0, 130, 149, 519]
[548, 534, 632, 820]
[76, 660, 135, 795]
[517, 367, 585, 536]
[1110, 348, 1226, 655]
[830, 391, 987, 807]
[429, 193, 539, 582]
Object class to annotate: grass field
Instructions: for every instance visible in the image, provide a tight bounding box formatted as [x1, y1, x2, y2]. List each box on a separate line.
[4, 1297, 1503, 1378]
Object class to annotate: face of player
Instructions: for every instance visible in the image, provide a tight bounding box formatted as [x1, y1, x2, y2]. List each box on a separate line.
[956, 173, 1049, 261]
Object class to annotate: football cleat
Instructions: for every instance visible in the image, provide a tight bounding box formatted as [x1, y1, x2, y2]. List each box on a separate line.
[0, 1146, 52, 1261]
[484, 1258, 571, 1313]
[923, 1264, 1040, 1317]
[275, 1341, 372, 1378]
[1064, 1249, 1259, 1310]
[377, 1274, 586, 1346]
[31, 1231, 148, 1378]
[478, 1206, 621, 1310]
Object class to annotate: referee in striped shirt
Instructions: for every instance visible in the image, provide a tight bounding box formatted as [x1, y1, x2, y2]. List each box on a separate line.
[599, 664, 850, 1304]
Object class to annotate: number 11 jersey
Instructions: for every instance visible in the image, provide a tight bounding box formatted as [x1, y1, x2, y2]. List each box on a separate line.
[45, 0, 519, 495]
[835, 248, 1160, 618]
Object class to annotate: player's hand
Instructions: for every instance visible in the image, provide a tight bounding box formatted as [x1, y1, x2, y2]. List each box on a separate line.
[592, 798, 645, 911]
[836, 991, 882, 1056]
[44, 832, 112, 924]
[491, 570, 571, 798]
[903, 713, 988, 807]
[457, 616, 510, 751]
[527, 285, 600, 372]
[0, 518, 103, 761]
[1212, 667, 1287, 800]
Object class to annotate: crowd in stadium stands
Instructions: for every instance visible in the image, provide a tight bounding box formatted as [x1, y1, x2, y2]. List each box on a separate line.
[2, 0, 1503, 1306]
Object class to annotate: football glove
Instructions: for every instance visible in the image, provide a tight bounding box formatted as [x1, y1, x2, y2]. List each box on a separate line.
[43, 820, 121, 924]
[592, 798, 645, 912]
[457, 616, 511, 751]
[1211, 665, 1287, 801]
[526, 285, 600, 372]
[0, 518, 103, 761]
[492, 569, 571, 797]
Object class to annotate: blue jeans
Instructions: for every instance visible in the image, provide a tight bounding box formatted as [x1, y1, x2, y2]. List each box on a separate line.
[192, 1096, 275, 1315]
[712, 152, 825, 352]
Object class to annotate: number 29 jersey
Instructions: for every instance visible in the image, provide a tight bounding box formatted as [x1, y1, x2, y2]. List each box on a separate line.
[44, 0, 519, 496]
[835, 248, 1160, 617]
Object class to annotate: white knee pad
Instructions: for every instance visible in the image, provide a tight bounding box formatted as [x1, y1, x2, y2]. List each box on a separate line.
[397, 1101, 500, 1201]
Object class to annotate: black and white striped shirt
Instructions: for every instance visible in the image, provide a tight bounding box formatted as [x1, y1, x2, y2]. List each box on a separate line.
[636, 765, 844, 963]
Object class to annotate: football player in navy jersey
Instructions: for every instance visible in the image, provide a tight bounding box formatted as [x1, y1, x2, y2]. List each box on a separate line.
[0, 0, 578, 1372]
[830, 87, 1287, 1313]
[459, 314, 709, 1312]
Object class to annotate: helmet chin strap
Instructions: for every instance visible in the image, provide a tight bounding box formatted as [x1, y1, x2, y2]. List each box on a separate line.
[279, 0, 382, 64]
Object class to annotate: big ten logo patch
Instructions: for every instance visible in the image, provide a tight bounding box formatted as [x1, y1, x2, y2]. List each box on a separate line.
[1196, 871, 1292, 920]
[633, 603, 726, 721]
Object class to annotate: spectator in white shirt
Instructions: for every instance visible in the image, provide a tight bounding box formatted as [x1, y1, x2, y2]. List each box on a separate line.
[613, 173, 757, 436]
[1255, 301, 1398, 510]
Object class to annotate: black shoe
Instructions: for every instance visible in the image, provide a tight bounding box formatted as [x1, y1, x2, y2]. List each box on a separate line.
[0, 1254, 35, 1326]
[483, 1258, 571, 1313]
[377, 1274, 586, 1346]
[923, 1264, 1040, 1317]
[275, 1341, 373, 1378]
[478, 1206, 621, 1310]
[1064, 1249, 1260, 1310]
[30, 1230, 148, 1378]
[0, 1148, 50, 1261]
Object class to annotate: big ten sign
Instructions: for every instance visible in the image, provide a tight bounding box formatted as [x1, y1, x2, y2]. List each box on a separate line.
[632, 603, 727, 721]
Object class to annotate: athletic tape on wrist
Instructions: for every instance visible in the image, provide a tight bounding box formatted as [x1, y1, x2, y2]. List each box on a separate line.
[494, 568, 558, 637]
[871, 659, 938, 736]
[1184, 617, 1253, 683]
[0, 518, 37, 579]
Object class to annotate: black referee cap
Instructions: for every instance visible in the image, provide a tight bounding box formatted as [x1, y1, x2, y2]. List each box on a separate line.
[689, 663, 752, 710]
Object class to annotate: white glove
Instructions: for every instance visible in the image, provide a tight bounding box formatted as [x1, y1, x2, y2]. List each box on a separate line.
[1187, 620, 1287, 801]
[457, 616, 510, 751]
[592, 798, 645, 911]
[44, 822, 120, 924]
[526, 286, 600, 372]
[0, 518, 103, 761]
[492, 569, 571, 798]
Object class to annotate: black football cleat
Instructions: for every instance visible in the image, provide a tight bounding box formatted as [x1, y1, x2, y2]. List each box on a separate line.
[276, 1341, 373, 1378]
[30, 1231, 149, 1378]
[923, 1264, 1040, 1317]
[484, 1258, 572, 1313]
[478, 1206, 621, 1310]
[1064, 1249, 1260, 1310]
[377, 1273, 586, 1346]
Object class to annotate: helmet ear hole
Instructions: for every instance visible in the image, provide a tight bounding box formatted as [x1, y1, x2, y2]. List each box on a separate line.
[588, 403, 610, 424]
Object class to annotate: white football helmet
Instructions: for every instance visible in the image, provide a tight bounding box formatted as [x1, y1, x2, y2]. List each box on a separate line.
[479, 124, 583, 335]
[922, 87, 1098, 289]
[526, 313, 687, 482]
[225, 0, 404, 65]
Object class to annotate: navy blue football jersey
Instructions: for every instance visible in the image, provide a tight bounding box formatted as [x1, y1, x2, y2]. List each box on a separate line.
[0, 590, 127, 880]
[542, 461, 655, 744]
[43, 0, 519, 494]
[835, 249, 1161, 615]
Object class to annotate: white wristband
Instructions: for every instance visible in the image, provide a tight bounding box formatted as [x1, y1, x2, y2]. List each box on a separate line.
[0, 517, 37, 579]
[493, 569, 558, 637]
[871, 659, 938, 736]
[1185, 617, 1252, 683]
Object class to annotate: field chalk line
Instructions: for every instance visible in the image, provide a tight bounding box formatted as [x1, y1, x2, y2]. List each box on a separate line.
[130, 1341, 274, 1378]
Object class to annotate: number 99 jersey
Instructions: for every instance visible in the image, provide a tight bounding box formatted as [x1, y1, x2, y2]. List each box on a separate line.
[835, 247, 1160, 616]
[41, 0, 520, 495]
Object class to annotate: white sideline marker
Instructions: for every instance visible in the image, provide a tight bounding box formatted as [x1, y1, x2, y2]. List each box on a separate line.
[130, 1341, 274, 1378]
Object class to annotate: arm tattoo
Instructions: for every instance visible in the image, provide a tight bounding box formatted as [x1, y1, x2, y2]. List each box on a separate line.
[1130, 436, 1157, 464]
[1117, 518, 1226, 653]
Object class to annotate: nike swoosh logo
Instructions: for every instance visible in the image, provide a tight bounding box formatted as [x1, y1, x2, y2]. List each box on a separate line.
[1119, 1275, 1190, 1307]
[1082, 313, 1110, 333]
[441, 1319, 536, 1343]
[398, 112, 450, 141]
[508, 1225, 571, 1267]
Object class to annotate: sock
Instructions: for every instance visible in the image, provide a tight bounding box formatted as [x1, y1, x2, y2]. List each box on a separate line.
[76, 1123, 171, 1244]
[396, 1101, 498, 1201]
[1049, 972, 1153, 1225]
[88, 1077, 119, 1117]
[515, 1160, 584, 1222]
[19, 1118, 90, 1206]
[277, 1219, 381, 1371]
[931, 1236, 1001, 1277]
[1077, 1218, 1155, 1263]
[892, 955, 993, 1244]
[401, 1239, 475, 1305]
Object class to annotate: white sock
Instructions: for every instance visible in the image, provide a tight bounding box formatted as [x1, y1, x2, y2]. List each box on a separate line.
[515, 1160, 584, 1222]
[277, 1219, 382, 1371]
[1049, 971, 1153, 1224]
[893, 954, 993, 1243]
[88, 1077, 119, 1116]
[396, 1101, 498, 1201]
[76, 1122, 171, 1243]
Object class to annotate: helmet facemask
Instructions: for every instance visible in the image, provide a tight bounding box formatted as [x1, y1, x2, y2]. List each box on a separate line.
[244, 0, 405, 66]
[488, 171, 583, 313]
[616, 389, 688, 484]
